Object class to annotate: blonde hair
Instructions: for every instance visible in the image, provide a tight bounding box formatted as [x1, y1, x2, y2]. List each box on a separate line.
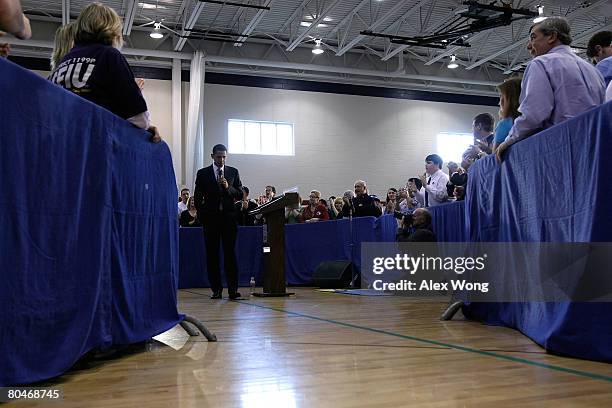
[310, 190, 321, 199]
[74, 2, 123, 48]
[50, 23, 76, 70]
[333, 197, 344, 216]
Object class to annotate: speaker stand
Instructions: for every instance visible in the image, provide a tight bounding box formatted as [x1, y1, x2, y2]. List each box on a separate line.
[347, 210, 360, 289]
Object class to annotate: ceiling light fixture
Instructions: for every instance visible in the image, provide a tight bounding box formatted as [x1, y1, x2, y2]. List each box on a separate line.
[139, 2, 165, 10]
[447, 54, 459, 69]
[533, 5, 546, 23]
[150, 22, 164, 39]
[312, 39, 324, 55]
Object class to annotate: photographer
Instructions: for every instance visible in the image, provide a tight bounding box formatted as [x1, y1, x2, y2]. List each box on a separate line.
[395, 208, 436, 242]
[235, 186, 258, 226]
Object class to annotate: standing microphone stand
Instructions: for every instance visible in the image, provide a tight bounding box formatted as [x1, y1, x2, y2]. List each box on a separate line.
[347, 200, 359, 289]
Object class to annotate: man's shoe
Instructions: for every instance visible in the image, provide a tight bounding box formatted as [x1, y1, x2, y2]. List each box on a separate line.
[210, 292, 222, 299]
[229, 292, 242, 300]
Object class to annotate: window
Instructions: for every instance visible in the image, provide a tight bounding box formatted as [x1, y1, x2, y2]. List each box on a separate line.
[436, 132, 473, 164]
[228, 119, 294, 156]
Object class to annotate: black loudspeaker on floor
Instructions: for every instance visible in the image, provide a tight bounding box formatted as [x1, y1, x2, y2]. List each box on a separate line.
[312, 260, 356, 288]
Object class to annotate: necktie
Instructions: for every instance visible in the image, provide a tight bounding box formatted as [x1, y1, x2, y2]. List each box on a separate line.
[217, 168, 224, 210]
[425, 177, 431, 207]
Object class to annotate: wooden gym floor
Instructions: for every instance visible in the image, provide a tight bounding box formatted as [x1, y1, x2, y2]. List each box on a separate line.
[9, 288, 612, 407]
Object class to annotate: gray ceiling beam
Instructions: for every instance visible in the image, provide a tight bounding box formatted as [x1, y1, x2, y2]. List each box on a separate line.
[122, 0, 139, 36]
[335, 0, 413, 56]
[205, 54, 499, 87]
[175, 1, 207, 51]
[234, 0, 273, 46]
[277, 0, 311, 34]
[205, 65, 498, 96]
[382, 2, 462, 61]
[286, 0, 343, 51]
[2, 37, 193, 59]
[61, 0, 70, 26]
[327, 0, 369, 37]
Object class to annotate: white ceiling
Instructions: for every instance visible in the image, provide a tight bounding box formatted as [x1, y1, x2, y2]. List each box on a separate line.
[8, 0, 612, 96]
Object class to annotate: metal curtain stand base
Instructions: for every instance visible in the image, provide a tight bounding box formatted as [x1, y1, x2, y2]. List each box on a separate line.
[440, 300, 465, 321]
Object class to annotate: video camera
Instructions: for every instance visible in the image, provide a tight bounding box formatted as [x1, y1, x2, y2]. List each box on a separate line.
[394, 211, 414, 226]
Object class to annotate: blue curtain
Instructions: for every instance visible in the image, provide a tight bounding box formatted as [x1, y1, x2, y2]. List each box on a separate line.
[0, 59, 181, 385]
[462, 102, 612, 362]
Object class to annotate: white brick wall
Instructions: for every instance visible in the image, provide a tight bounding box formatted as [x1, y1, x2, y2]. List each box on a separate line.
[201, 84, 498, 199]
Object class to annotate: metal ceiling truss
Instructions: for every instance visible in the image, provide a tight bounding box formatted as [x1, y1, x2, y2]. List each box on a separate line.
[200, 0, 270, 10]
[362, 1, 536, 51]
[335, 0, 415, 56]
[465, 0, 610, 70]
[13, 0, 608, 97]
[233, 0, 273, 46]
[175, 0, 207, 51]
[286, 0, 342, 51]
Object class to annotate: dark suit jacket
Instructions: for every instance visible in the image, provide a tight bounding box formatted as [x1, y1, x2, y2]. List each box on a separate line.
[341, 194, 382, 218]
[194, 165, 243, 218]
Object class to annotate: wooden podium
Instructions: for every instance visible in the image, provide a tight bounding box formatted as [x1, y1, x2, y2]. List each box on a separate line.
[249, 192, 299, 297]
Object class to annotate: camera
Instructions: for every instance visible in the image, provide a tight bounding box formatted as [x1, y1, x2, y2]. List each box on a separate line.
[394, 211, 414, 226]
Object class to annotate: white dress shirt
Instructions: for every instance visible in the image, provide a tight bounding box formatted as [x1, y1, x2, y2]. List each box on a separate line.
[415, 169, 449, 207]
[178, 201, 188, 215]
[213, 163, 225, 180]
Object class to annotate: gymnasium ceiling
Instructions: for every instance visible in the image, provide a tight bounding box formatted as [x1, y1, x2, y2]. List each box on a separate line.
[7, 0, 612, 96]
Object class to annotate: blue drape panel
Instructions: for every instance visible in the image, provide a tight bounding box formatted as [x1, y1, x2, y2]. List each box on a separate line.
[430, 201, 467, 242]
[0, 59, 181, 385]
[462, 102, 612, 362]
[179, 217, 379, 288]
[375, 214, 399, 242]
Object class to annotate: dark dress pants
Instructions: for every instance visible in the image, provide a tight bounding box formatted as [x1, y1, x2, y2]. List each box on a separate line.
[203, 211, 239, 294]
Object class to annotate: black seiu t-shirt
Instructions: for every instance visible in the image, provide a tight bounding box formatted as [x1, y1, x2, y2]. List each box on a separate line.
[49, 42, 147, 120]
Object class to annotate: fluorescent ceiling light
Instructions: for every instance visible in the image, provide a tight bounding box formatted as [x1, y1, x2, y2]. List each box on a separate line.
[300, 21, 328, 28]
[139, 2, 166, 9]
[304, 16, 333, 22]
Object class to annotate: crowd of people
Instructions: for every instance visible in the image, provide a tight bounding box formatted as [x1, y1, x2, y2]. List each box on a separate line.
[173, 18, 610, 244]
[2, 6, 611, 245]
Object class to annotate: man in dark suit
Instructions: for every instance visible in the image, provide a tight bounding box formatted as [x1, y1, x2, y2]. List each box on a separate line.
[194, 144, 244, 300]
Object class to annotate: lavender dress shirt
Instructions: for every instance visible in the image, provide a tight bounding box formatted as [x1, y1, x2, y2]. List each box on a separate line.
[506, 45, 605, 143]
